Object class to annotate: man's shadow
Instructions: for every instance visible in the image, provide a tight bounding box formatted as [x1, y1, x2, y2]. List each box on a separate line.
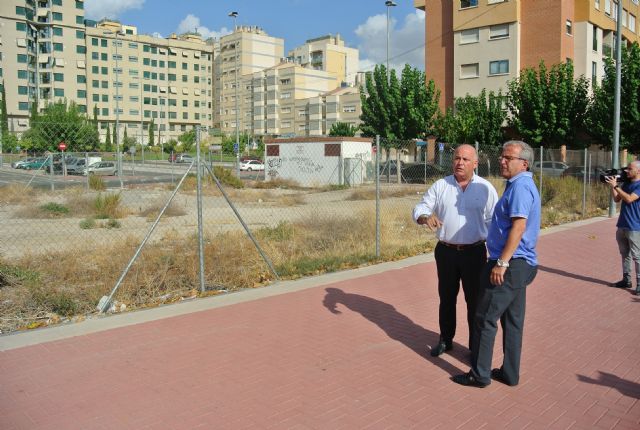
[537, 265, 610, 287]
[322, 287, 465, 375]
[577, 371, 640, 399]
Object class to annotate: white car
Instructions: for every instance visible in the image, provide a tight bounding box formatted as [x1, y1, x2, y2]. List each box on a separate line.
[239, 160, 265, 171]
[83, 161, 117, 176]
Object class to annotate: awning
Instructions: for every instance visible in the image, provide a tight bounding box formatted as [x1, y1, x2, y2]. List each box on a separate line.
[168, 47, 177, 55]
[38, 54, 50, 64]
[169, 86, 177, 94]
[77, 60, 86, 69]
[55, 58, 65, 66]
[194, 51, 201, 58]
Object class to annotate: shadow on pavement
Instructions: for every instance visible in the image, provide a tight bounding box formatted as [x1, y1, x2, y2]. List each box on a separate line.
[322, 287, 465, 376]
[577, 371, 640, 399]
[538, 265, 610, 287]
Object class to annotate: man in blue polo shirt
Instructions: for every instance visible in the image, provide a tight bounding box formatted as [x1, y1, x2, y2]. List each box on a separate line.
[452, 140, 541, 388]
[606, 160, 640, 295]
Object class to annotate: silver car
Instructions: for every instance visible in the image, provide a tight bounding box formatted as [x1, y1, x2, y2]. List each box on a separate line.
[83, 161, 117, 176]
[532, 161, 569, 177]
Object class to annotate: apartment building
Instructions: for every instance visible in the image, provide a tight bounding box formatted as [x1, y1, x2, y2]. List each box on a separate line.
[414, 0, 640, 110]
[86, 20, 215, 144]
[287, 34, 359, 86]
[0, 0, 87, 132]
[0, 0, 214, 143]
[215, 26, 284, 135]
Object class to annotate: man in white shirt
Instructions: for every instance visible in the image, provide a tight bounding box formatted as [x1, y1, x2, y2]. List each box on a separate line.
[413, 144, 499, 357]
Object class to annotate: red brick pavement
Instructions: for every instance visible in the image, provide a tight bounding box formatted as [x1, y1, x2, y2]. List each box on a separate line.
[1, 217, 639, 429]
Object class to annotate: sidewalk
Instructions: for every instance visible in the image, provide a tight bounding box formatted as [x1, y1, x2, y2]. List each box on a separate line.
[1, 217, 639, 429]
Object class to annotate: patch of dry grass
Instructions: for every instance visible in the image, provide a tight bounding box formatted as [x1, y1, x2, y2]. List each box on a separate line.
[0, 184, 44, 205]
[138, 200, 188, 220]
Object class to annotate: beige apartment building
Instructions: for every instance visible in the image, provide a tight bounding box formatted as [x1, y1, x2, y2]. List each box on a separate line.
[215, 25, 284, 135]
[86, 20, 215, 144]
[415, 0, 640, 110]
[287, 34, 360, 86]
[0, 0, 87, 132]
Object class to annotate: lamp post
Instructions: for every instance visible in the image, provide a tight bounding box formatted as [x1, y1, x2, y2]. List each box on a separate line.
[385, 1, 396, 81]
[229, 11, 240, 176]
[104, 30, 123, 177]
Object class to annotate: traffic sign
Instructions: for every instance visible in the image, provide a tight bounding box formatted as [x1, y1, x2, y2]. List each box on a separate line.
[58, 142, 67, 151]
[233, 143, 239, 153]
[438, 142, 444, 151]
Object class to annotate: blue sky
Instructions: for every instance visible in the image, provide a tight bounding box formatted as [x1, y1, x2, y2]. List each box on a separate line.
[83, 0, 425, 73]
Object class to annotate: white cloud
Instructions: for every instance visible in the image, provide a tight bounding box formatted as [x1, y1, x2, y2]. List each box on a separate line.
[84, 0, 144, 20]
[355, 10, 425, 73]
[177, 14, 231, 40]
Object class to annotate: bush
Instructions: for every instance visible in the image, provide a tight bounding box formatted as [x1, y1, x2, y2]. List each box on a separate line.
[89, 175, 106, 191]
[94, 193, 122, 219]
[40, 202, 70, 217]
[79, 218, 96, 229]
[213, 166, 244, 189]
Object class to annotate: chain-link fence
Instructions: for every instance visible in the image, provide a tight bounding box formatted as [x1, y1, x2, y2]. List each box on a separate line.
[0, 127, 617, 332]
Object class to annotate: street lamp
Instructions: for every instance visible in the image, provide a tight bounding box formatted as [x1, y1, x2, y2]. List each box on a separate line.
[228, 11, 240, 176]
[104, 30, 123, 177]
[385, 1, 397, 81]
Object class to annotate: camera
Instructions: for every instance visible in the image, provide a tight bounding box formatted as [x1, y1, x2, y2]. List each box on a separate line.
[599, 168, 628, 184]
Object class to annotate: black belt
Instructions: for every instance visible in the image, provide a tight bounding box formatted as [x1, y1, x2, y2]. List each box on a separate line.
[439, 240, 486, 251]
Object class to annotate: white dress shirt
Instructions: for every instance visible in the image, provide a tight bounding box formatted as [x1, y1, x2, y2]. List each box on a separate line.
[413, 174, 499, 245]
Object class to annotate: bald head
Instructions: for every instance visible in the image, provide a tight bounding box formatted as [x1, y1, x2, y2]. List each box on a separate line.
[452, 144, 478, 183]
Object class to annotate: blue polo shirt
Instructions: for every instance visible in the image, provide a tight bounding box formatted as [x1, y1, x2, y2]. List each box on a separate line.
[617, 180, 640, 231]
[487, 171, 541, 266]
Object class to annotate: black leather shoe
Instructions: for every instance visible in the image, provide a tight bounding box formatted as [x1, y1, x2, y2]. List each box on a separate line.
[451, 372, 489, 388]
[635, 289, 640, 296]
[491, 368, 518, 386]
[430, 340, 452, 357]
[611, 279, 632, 288]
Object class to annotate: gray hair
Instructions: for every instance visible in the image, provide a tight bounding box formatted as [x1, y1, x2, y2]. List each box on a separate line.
[503, 140, 534, 167]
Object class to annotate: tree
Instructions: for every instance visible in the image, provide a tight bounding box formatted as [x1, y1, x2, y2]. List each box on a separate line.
[0, 80, 8, 135]
[178, 129, 196, 152]
[507, 61, 590, 148]
[360, 64, 440, 158]
[587, 42, 640, 151]
[112, 122, 117, 150]
[104, 123, 112, 151]
[435, 89, 506, 147]
[329, 122, 358, 137]
[20, 100, 100, 152]
[148, 118, 155, 146]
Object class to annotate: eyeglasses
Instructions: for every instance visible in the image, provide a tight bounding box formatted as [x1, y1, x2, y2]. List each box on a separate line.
[498, 155, 526, 162]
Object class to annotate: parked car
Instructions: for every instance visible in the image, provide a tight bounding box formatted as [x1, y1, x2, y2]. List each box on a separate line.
[66, 158, 88, 175]
[561, 165, 607, 180]
[378, 160, 403, 175]
[532, 161, 569, 177]
[240, 156, 262, 163]
[83, 161, 117, 176]
[400, 162, 446, 184]
[168, 153, 194, 163]
[21, 157, 50, 170]
[11, 157, 36, 169]
[239, 159, 265, 171]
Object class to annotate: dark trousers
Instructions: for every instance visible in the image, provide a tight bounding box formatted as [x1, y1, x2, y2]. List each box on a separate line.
[434, 242, 487, 348]
[471, 259, 537, 385]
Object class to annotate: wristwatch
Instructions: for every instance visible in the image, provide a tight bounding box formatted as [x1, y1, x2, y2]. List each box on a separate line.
[496, 259, 509, 268]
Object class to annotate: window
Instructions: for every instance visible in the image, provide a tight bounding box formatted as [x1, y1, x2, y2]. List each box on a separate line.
[52, 12, 63, 21]
[489, 60, 509, 75]
[54, 73, 64, 82]
[102, 108, 109, 116]
[592, 61, 597, 87]
[93, 94, 99, 102]
[343, 105, 356, 113]
[77, 45, 86, 54]
[53, 43, 63, 52]
[17, 54, 28, 64]
[76, 30, 85, 39]
[53, 27, 63, 37]
[18, 86, 28, 95]
[566, 20, 573, 35]
[101, 67, 108, 75]
[168, 61, 176, 68]
[489, 24, 509, 39]
[77, 75, 86, 84]
[76, 16, 84, 25]
[129, 42, 138, 49]
[16, 6, 26, 16]
[19, 102, 29, 111]
[129, 55, 139, 63]
[595, 0, 600, 9]
[16, 22, 27, 31]
[630, 14, 636, 33]
[143, 58, 150, 66]
[92, 38, 98, 46]
[460, 63, 479, 79]
[18, 70, 28, 80]
[592, 27, 598, 51]
[280, 92, 291, 99]
[54, 88, 64, 97]
[488, 0, 506, 3]
[53, 0, 63, 5]
[101, 39, 107, 48]
[460, 0, 478, 8]
[77, 90, 86, 99]
[101, 53, 108, 61]
[460, 28, 479, 44]
[76, 0, 83, 9]
[605, 0, 611, 16]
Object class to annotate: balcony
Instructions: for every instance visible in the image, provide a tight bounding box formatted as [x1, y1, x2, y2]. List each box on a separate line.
[602, 43, 614, 58]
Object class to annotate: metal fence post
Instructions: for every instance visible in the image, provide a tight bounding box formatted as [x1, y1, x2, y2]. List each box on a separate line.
[196, 126, 205, 293]
[376, 135, 380, 258]
[539, 146, 543, 198]
[582, 148, 587, 218]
